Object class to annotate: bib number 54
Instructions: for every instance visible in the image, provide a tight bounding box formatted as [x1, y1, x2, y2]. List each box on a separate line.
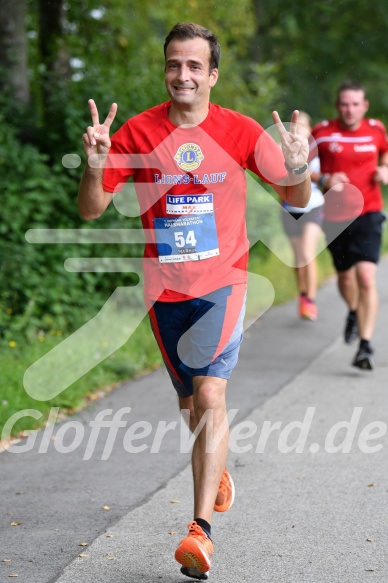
[174, 230, 197, 248]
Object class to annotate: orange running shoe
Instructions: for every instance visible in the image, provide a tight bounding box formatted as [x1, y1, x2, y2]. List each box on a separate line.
[301, 299, 318, 321]
[298, 294, 307, 318]
[175, 521, 213, 580]
[214, 469, 235, 512]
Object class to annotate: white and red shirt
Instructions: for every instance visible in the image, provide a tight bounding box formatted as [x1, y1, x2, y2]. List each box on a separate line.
[312, 118, 388, 221]
[103, 101, 287, 302]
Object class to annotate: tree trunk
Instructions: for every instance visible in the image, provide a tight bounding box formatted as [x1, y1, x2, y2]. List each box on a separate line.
[38, 0, 70, 148]
[38, 0, 70, 79]
[0, 0, 30, 105]
[251, 0, 277, 63]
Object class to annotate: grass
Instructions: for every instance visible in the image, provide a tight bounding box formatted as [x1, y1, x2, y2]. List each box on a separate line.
[1, 194, 387, 438]
[0, 317, 163, 437]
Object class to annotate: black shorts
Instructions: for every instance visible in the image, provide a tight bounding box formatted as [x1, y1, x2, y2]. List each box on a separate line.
[281, 206, 324, 238]
[323, 211, 386, 272]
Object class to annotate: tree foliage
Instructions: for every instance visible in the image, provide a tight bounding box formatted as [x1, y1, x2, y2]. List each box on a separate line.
[252, 0, 388, 122]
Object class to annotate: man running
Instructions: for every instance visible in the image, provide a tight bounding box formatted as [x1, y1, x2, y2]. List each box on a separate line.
[78, 22, 310, 579]
[312, 81, 388, 370]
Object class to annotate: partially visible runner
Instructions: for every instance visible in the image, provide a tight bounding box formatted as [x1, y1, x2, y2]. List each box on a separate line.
[281, 112, 325, 320]
[312, 80, 388, 370]
[78, 22, 310, 579]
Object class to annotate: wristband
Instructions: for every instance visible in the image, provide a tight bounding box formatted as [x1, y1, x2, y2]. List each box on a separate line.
[284, 161, 309, 175]
[318, 173, 329, 189]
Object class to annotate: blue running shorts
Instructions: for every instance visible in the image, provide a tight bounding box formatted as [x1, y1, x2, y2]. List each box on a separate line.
[149, 284, 246, 397]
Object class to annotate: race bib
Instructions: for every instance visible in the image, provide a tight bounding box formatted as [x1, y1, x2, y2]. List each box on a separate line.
[154, 213, 219, 263]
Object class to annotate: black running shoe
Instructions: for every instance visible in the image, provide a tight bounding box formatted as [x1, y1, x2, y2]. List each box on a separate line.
[344, 312, 358, 344]
[352, 347, 374, 370]
[181, 566, 209, 580]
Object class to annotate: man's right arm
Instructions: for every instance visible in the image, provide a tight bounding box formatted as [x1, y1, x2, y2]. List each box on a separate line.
[78, 165, 114, 220]
[78, 99, 118, 220]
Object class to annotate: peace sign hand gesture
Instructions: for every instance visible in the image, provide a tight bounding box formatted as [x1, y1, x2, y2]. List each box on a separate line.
[82, 99, 118, 158]
[272, 110, 309, 170]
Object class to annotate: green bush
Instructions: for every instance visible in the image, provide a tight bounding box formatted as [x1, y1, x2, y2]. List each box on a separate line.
[0, 117, 141, 340]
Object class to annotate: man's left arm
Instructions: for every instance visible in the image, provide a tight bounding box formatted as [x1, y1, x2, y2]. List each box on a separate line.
[375, 151, 388, 185]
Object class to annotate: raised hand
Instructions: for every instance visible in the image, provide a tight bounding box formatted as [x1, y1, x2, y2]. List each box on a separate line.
[272, 110, 309, 170]
[374, 165, 388, 185]
[82, 99, 118, 158]
[326, 171, 350, 190]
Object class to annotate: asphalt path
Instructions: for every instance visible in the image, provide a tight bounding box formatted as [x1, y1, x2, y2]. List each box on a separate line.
[1, 260, 387, 583]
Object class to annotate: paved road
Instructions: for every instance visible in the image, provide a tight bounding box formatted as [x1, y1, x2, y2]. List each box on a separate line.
[1, 261, 387, 583]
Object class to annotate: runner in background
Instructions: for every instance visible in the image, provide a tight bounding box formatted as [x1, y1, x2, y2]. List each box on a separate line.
[281, 112, 325, 320]
[312, 81, 388, 370]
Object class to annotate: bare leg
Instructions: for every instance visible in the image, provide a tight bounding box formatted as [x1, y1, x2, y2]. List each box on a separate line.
[337, 266, 358, 311]
[179, 394, 196, 432]
[300, 222, 322, 300]
[355, 262, 378, 341]
[289, 222, 321, 300]
[289, 236, 306, 294]
[180, 376, 228, 524]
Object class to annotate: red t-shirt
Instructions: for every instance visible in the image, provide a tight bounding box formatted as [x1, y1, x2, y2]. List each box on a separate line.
[103, 101, 287, 301]
[312, 118, 388, 221]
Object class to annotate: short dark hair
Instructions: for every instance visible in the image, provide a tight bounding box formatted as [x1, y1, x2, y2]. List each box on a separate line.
[336, 80, 366, 104]
[164, 22, 220, 71]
